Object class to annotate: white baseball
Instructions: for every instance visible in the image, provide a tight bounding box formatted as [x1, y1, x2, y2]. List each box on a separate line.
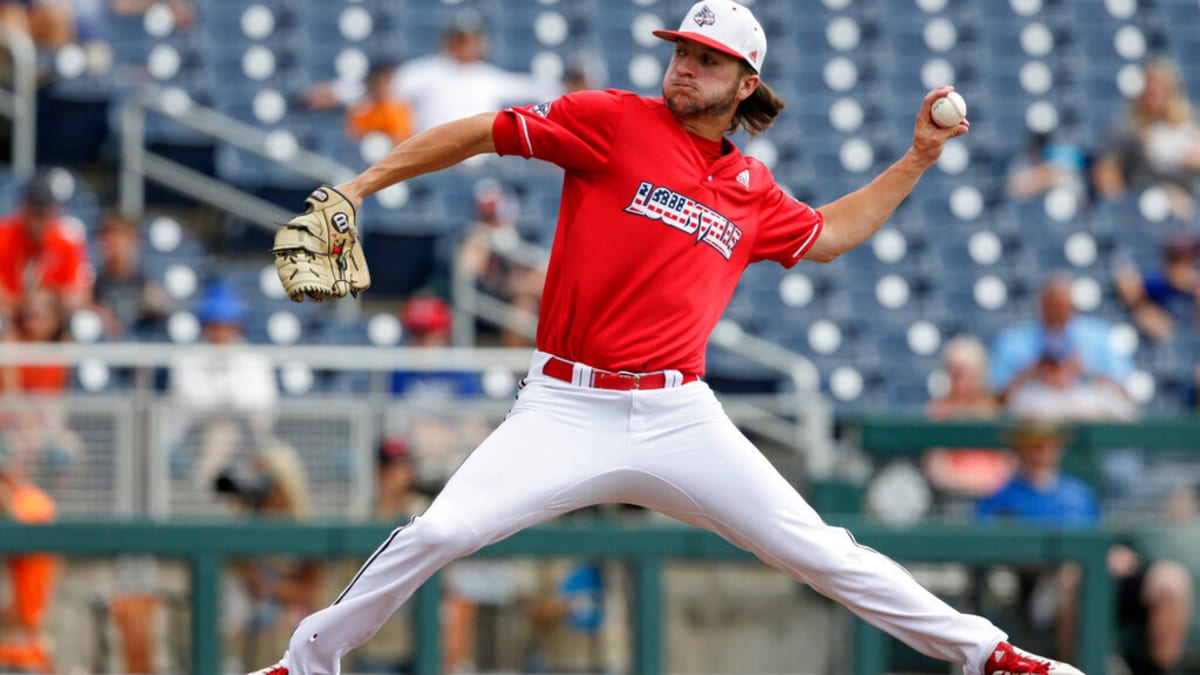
[930, 91, 967, 128]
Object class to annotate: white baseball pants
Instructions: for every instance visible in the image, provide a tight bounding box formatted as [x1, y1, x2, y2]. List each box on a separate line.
[277, 351, 1006, 674]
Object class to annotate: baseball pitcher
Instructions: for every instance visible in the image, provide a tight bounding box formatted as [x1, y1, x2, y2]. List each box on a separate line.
[259, 2, 1084, 674]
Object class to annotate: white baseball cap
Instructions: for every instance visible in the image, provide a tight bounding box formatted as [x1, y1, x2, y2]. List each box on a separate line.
[653, 0, 767, 73]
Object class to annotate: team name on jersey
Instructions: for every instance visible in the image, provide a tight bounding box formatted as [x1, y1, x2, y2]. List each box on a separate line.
[624, 181, 743, 259]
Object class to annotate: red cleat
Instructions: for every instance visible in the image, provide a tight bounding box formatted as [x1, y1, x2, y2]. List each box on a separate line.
[245, 661, 287, 675]
[984, 641, 1085, 675]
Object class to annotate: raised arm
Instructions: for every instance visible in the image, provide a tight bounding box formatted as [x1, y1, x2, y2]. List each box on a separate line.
[334, 112, 499, 209]
[804, 86, 967, 262]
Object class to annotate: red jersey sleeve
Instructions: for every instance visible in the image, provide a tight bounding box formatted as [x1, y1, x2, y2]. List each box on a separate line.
[492, 89, 624, 172]
[750, 182, 825, 268]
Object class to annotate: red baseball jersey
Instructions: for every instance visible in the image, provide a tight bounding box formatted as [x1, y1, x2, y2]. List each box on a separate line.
[492, 89, 823, 375]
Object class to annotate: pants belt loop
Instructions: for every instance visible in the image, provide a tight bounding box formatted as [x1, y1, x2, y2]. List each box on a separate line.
[572, 360, 590, 387]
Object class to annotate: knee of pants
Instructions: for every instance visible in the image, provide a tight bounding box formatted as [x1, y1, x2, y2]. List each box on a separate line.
[407, 512, 483, 564]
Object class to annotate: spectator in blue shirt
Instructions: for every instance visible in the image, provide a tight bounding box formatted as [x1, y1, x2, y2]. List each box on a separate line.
[989, 274, 1133, 403]
[976, 420, 1098, 528]
[1114, 232, 1200, 343]
[976, 419, 1192, 675]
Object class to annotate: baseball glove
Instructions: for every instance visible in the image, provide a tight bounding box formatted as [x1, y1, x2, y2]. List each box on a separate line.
[272, 185, 370, 302]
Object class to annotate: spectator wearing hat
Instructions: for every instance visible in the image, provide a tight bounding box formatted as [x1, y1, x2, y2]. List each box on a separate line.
[168, 281, 278, 489]
[0, 439, 58, 674]
[1114, 232, 1200, 343]
[977, 419, 1193, 675]
[990, 274, 1133, 406]
[390, 295, 482, 397]
[0, 174, 92, 318]
[458, 178, 546, 347]
[1005, 330, 1139, 423]
[389, 295, 491, 499]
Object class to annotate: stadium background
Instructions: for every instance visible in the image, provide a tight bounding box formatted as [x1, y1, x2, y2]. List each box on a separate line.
[0, 0, 1199, 672]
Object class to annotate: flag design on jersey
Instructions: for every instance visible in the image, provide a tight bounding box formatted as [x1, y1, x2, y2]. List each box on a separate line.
[624, 181, 743, 259]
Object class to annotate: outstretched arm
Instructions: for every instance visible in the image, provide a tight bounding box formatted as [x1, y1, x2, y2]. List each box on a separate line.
[334, 112, 498, 209]
[805, 86, 967, 262]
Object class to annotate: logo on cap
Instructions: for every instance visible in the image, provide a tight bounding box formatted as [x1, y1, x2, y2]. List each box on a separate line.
[693, 4, 716, 27]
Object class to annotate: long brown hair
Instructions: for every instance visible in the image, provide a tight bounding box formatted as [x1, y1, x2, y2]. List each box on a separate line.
[729, 62, 786, 136]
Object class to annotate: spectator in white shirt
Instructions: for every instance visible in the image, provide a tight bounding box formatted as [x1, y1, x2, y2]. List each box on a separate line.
[168, 280, 279, 488]
[304, 9, 560, 133]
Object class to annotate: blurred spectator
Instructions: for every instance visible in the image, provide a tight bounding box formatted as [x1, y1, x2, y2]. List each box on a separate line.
[563, 49, 608, 94]
[1114, 231, 1200, 342]
[989, 273, 1133, 405]
[976, 419, 1192, 674]
[0, 174, 92, 318]
[107, 0, 193, 28]
[373, 434, 431, 521]
[0, 439, 58, 674]
[1092, 57, 1200, 221]
[169, 280, 278, 489]
[60, 0, 194, 71]
[216, 442, 322, 671]
[345, 60, 415, 145]
[0, 0, 74, 51]
[458, 178, 546, 348]
[923, 336, 1013, 499]
[1005, 331, 1139, 422]
[391, 295, 482, 397]
[0, 289, 84, 479]
[305, 9, 559, 133]
[515, 558, 628, 673]
[1003, 131, 1088, 202]
[347, 435, 431, 674]
[1, 288, 69, 394]
[90, 213, 171, 340]
[390, 295, 490, 490]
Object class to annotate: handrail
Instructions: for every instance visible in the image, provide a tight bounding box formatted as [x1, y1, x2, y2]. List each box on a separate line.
[0, 341, 537, 371]
[118, 84, 357, 224]
[450, 234, 546, 347]
[0, 518, 1115, 675]
[0, 24, 37, 177]
[845, 415, 1200, 455]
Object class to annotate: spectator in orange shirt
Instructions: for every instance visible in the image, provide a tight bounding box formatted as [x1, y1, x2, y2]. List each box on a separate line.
[0, 174, 92, 318]
[2, 288, 70, 393]
[0, 440, 58, 674]
[345, 61, 415, 145]
[1, 289, 84, 480]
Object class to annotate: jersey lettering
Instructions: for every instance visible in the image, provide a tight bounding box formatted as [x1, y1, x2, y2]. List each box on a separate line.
[624, 181, 743, 259]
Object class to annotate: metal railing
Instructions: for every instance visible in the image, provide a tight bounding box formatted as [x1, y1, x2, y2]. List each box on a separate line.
[0, 518, 1116, 675]
[0, 342, 835, 519]
[0, 24, 37, 177]
[117, 84, 357, 224]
